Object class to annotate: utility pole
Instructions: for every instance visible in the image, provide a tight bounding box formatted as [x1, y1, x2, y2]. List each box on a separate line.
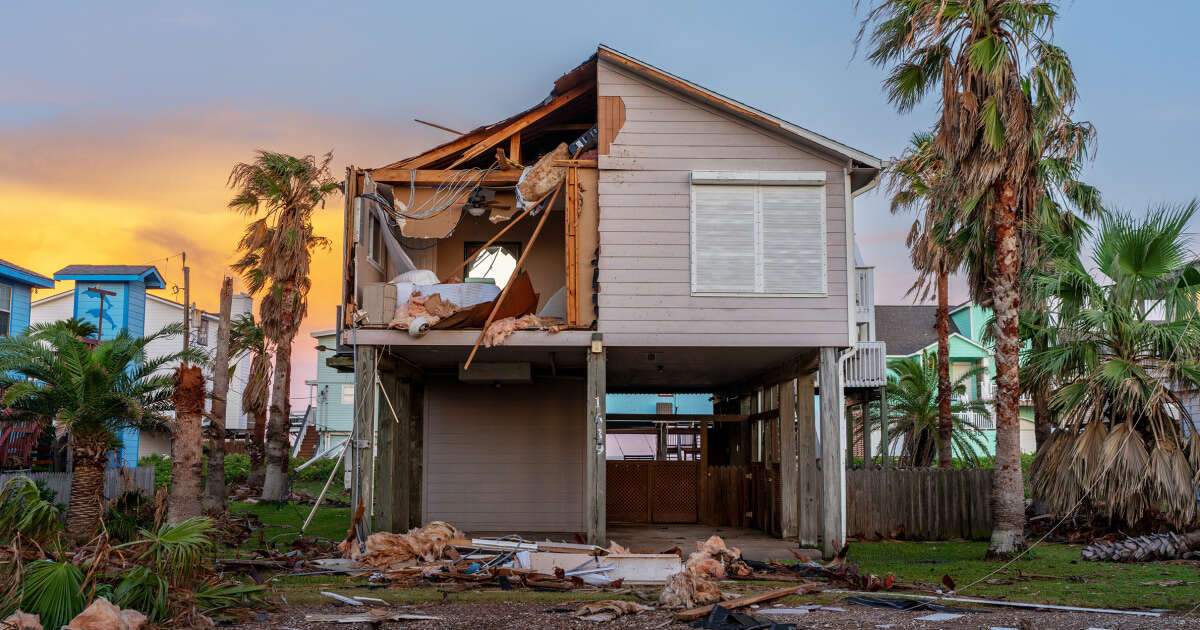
[181, 252, 190, 351]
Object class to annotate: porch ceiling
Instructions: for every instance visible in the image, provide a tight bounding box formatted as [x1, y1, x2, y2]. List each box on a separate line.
[604, 346, 818, 392]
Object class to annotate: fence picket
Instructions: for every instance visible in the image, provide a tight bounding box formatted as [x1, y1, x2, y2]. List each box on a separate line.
[847, 468, 993, 540]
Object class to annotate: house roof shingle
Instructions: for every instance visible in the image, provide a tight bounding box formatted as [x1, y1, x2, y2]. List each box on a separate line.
[0, 258, 54, 288]
[874, 305, 963, 356]
[54, 265, 166, 289]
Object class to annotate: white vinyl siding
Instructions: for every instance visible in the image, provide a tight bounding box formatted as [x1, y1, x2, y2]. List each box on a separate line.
[690, 175, 826, 296]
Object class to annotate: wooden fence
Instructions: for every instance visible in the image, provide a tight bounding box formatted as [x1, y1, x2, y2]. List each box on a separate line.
[846, 468, 993, 540]
[0, 467, 155, 505]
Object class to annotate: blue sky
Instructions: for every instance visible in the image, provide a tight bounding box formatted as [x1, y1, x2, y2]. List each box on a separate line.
[2, 1, 1197, 389]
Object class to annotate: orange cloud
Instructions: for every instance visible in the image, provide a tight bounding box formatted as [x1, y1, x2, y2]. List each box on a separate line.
[0, 106, 430, 402]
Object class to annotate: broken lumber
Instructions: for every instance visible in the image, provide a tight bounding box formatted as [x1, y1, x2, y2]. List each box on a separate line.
[304, 611, 441, 623]
[674, 584, 817, 621]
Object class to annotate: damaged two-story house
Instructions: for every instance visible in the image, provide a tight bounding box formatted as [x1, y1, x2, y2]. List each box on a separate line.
[334, 46, 883, 557]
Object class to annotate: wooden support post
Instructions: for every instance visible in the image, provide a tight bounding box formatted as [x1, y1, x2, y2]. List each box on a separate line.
[879, 386, 890, 469]
[656, 423, 668, 461]
[818, 347, 845, 559]
[408, 380, 425, 529]
[699, 417, 709, 523]
[352, 348, 378, 536]
[796, 374, 820, 548]
[779, 377, 798, 539]
[374, 368, 410, 533]
[586, 339, 607, 546]
[565, 165, 579, 326]
[509, 131, 521, 165]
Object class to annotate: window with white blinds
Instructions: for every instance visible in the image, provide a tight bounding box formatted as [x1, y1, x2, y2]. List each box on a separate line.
[690, 172, 827, 295]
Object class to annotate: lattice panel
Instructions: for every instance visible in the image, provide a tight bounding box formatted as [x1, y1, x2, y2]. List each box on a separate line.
[606, 461, 650, 523]
[651, 461, 699, 523]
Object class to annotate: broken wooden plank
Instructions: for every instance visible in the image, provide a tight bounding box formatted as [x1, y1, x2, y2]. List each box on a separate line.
[367, 167, 523, 186]
[449, 82, 593, 168]
[674, 584, 817, 621]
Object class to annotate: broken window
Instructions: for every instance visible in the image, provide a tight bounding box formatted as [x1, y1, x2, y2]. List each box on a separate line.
[367, 212, 385, 269]
[464, 241, 521, 288]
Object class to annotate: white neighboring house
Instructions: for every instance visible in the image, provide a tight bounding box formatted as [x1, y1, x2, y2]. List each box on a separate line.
[30, 289, 254, 460]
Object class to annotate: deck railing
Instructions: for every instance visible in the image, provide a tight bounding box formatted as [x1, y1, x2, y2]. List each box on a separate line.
[855, 267, 875, 322]
[844, 340, 888, 388]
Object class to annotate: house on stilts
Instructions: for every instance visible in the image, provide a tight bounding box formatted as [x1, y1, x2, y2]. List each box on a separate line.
[333, 46, 885, 558]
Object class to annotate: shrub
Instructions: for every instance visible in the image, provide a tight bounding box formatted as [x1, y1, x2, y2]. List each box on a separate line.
[104, 490, 154, 543]
[224, 453, 250, 484]
[290, 455, 345, 482]
[139, 453, 173, 489]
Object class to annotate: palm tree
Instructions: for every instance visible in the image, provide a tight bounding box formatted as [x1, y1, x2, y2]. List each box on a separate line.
[1026, 202, 1200, 530]
[230, 313, 270, 487]
[888, 131, 959, 468]
[864, 354, 990, 467]
[0, 321, 201, 539]
[861, 0, 1092, 557]
[228, 151, 337, 501]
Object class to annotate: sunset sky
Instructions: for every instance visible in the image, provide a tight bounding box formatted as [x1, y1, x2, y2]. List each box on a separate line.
[3, 1, 1197, 404]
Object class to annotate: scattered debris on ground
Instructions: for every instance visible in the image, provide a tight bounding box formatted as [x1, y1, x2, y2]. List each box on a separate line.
[1081, 530, 1200, 562]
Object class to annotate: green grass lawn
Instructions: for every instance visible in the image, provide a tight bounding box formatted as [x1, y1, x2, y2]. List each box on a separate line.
[230, 501, 350, 548]
[846, 540, 1200, 611]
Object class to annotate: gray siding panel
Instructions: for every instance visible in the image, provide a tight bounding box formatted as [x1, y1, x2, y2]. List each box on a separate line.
[423, 377, 584, 532]
[597, 60, 853, 348]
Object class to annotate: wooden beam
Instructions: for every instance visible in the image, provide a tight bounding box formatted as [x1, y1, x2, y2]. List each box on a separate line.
[565, 165, 579, 325]
[605, 413, 749, 422]
[368, 167, 523, 186]
[553, 159, 598, 168]
[818, 347, 844, 559]
[675, 585, 816, 621]
[449, 82, 593, 168]
[352, 348, 377, 536]
[747, 409, 779, 422]
[393, 130, 488, 170]
[509, 131, 521, 165]
[779, 377, 798, 539]
[797, 374, 820, 548]
[586, 343, 607, 546]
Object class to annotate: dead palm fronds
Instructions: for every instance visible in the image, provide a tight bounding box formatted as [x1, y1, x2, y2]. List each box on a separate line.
[1027, 202, 1200, 529]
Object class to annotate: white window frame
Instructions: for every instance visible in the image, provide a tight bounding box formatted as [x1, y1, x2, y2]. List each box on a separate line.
[689, 171, 828, 297]
[366, 212, 385, 273]
[0, 283, 11, 337]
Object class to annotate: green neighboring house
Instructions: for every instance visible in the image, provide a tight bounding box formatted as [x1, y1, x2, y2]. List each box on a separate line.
[875, 302, 1036, 456]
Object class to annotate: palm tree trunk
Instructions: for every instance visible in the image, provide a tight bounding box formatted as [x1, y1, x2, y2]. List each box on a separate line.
[168, 364, 206, 524]
[936, 267, 953, 468]
[986, 187, 1028, 559]
[204, 278, 234, 512]
[261, 340, 293, 501]
[248, 411, 266, 487]
[64, 435, 109, 541]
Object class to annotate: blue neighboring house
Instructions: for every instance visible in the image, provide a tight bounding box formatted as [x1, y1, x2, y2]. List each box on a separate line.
[52, 264, 167, 466]
[0, 259, 55, 338]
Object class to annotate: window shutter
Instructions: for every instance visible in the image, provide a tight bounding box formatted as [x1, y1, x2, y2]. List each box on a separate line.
[760, 186, 826, 293]
[692, 185, 757, 293]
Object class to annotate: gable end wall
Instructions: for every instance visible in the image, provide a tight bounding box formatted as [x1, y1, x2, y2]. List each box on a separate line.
[596, 60, 852, 347]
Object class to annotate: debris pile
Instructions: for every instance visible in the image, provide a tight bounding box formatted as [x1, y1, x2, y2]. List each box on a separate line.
[349, 521, 466, 568]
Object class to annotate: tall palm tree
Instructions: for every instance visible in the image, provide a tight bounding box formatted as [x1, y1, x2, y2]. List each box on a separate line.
[888, 131, 959, 468]
[228, 151, 337, 501]
[230, 313, 270, 487]
[863, 354, 990, 467]
[1027, 202, 1200, 529]
[861, 0, 1091, 557]
[0, 321, 201, 539]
